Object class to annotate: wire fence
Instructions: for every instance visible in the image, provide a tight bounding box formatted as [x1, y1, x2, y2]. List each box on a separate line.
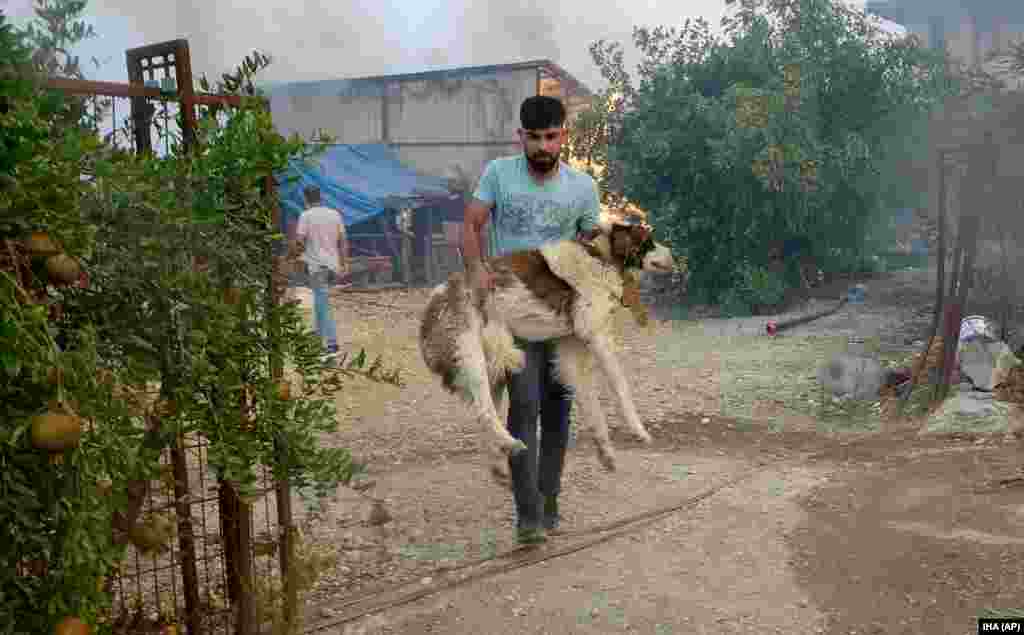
[102, 432, 284, 634]
[74, 91, 233, 157]
[43, 39, 298, 635]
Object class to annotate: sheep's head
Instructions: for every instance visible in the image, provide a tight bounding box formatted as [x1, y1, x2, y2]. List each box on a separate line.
[583, 205, 675, 273]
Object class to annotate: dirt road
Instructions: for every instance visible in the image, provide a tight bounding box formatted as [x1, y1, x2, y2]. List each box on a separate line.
[291, 267, 1024, 634]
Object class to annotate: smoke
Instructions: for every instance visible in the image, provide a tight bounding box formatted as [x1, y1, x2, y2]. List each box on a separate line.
[84, 0, 411, 83]
[1, 0, 34, 19]
[448, 0, 562, 66]
[58, 0, 732, 92]
[6, 0, 905, 92]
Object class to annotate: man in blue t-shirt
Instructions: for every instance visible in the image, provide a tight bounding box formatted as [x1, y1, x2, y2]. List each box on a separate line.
[461, 95, 602, 545]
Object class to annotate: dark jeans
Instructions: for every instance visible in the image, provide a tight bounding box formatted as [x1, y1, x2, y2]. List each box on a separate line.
[506, 338, 574, 528]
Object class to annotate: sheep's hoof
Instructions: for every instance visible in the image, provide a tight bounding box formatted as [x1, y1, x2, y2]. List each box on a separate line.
[634, 429, 653, 444]
[596, 444, 617, 472]
[490, 460, 512, 489]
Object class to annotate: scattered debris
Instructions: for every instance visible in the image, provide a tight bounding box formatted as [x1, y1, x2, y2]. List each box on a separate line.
[368, 500, 393, 527]
[816, 353, 885, 401]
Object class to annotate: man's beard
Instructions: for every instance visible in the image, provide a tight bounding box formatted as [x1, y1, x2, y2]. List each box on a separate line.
[526, 151, 559, 173]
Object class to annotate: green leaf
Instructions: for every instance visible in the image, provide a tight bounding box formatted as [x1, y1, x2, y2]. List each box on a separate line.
[0, 319, 16, 339]
[1, 351, 21, 376]
[348, 348, 367, 370]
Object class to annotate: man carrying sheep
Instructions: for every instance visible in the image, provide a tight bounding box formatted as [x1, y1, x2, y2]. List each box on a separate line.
[461, 95, 603, 545]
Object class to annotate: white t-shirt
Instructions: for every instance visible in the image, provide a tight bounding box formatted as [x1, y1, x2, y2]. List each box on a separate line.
[296, 205, 346, 272]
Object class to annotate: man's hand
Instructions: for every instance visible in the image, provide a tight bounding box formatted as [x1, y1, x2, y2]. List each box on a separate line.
[462, 197, 495, 300]
[466, 260, 495, 292]
[282, 244, 302, 275]
[466, 260, 495, 317]
[286, 239, 304, 261]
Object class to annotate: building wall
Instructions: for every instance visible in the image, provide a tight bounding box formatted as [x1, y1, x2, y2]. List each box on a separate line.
[393, 143, 522, 191]
[271, 93, 382, 143]
[386, 70, 534, 143]
[269, 67, 545, 187]
[269, 66, 594, 191]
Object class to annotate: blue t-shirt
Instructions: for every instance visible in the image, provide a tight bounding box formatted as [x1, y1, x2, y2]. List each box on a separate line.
[472, 154, 601, 258]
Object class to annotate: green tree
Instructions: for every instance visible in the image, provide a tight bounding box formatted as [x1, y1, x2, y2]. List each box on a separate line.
[567, 0, 956, 307]
[1, 7, 119, 631]
[18, 0, 99, 80]
[2, 9, 402, 632]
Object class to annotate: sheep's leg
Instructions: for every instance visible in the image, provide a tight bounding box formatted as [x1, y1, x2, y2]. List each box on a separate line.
[452, 332, 527, 459]
[586, 333, 653, 444]
[554, 339, 617, 471]
[488, 377, 513, 489]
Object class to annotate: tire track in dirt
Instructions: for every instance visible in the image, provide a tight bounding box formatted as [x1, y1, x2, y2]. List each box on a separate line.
[302, 447, 823, 633]
[300, 414, 930, 633]
[301, 420, 1022, 634]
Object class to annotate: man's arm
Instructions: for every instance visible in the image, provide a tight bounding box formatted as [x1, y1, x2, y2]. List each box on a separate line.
[462, 198, 492, 272]
[463, 161, 498, 272]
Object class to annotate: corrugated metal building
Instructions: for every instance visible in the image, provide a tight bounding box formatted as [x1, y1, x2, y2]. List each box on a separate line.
[268, 59, 594, 286]
[268, 59, 593, 191]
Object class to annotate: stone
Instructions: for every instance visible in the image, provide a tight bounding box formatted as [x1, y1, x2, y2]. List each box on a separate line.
[954, 393, 999, 417]
[922, 392, 1016, 435]
[958, 339, 1009, 391]
[816, 354, 885, 400]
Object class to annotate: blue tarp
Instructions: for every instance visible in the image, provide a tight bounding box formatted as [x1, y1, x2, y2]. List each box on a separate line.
[278, 144, 456, 229]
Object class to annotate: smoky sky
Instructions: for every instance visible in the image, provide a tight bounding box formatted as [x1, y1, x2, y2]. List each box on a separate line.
[6, 0, 735, 90]
[3, 0, 906, 91]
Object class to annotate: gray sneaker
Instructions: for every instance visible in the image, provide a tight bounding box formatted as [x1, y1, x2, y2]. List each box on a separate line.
[542, 495, 562, 533]
[516, 525, 547, 546]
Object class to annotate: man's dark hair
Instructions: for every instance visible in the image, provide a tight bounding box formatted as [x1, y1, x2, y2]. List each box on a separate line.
[303, 185, 321, 205]
[520, 95, 566, 130]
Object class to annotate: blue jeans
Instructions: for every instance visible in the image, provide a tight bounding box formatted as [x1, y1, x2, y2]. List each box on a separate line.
[309, 267, 338, 352]
[506, 338, 574, 529]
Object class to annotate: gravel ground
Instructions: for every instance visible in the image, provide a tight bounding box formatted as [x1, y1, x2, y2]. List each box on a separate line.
[285, 271, 899, 585]
[280, 266, 1024, 635]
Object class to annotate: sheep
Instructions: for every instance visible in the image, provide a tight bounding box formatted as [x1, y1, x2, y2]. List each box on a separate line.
[418, 209, 675, 485]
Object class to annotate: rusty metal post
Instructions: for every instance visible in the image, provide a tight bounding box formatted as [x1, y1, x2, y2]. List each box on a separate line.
[218, 478, 257, 634]
[937, 174, 966, 401]
[936, 133, 991, 402]
[903, 150, 949, 410]
[937, 299, 962, 401]
[174, 40, 198, 152]
[218, 479, 240, 605]
[265, 166, 299, 629]
[170, 437, 201, 635]
[165, 40, 203, 635]
[933, 151, 948, 337]
[235, 495, 257, 634]
[232, 335, 258, 633]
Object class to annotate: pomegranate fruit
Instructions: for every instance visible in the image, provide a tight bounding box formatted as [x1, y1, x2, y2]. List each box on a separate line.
[30, 409, 83, 453]
[25, 232, 61, 256]
[275, 380, 292, 401]
[45, 254, 82, 286]
[54, 616, 90, 635]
